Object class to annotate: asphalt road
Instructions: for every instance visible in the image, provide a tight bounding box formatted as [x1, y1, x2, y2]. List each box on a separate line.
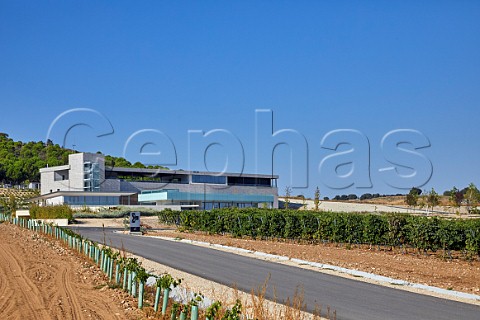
[72, 227, 480, 320]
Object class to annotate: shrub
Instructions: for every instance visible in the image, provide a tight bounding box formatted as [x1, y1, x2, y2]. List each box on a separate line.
[29, 204, 73, 220]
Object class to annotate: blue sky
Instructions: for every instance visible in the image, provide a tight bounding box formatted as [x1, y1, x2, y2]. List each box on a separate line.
[1, 1, 479, 197]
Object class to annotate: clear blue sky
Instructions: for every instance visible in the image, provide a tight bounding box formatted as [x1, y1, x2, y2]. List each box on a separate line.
[1, 1, 479, 197]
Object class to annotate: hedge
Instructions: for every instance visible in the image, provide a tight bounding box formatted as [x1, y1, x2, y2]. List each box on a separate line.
[29, 204, 73, 220]
[158, 208, 480, 258]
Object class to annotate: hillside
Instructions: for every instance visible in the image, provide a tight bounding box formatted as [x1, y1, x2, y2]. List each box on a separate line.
[0, 133, 167, 185]
[0, 188, 39, 199]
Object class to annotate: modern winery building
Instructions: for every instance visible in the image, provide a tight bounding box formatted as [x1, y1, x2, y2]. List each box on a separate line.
[34, 153, 279, 210]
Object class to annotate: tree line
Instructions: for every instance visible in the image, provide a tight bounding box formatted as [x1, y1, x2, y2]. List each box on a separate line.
[406, 184, 480, 214]
[0, 133, 166, 185]
[299, 185, 480, 214]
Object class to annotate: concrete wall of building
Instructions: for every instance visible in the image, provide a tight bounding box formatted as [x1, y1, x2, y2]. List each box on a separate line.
[45, 196, 65, 205]
[16, 210, 30, 217]
[68, 153, 86, 191]
[41, 171, 71, 195]
[32, 219, 69, 227]
[28, 182, 41, 190]
[40, 153, 107, 195]
[40, 171, 54, 195]
[152, 204, 183, 211]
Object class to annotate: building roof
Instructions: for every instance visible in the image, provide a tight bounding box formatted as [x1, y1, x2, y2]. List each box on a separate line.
[107, 167, 279, 179]
[39, 165, 70, 173]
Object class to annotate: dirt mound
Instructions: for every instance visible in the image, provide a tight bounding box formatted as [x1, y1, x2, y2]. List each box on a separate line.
[0, 223, 143, 320]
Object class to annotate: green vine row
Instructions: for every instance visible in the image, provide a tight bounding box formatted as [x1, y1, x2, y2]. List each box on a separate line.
[158, 208, 480, 258]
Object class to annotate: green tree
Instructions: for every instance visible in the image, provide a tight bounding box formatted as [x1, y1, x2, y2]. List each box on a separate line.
[284, 186, 292, 209]
[426, 188, 439, 214]
[448, 186, 463, 214]
[314, 186, 320, 211]
[405, 187, 420, 212]
[132, 161, 146, 168]
[0, 134, 168, 184]
[465, 183, 480, 214]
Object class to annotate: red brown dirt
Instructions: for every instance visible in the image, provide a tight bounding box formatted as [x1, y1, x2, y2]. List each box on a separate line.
[0, 223, 146, 320]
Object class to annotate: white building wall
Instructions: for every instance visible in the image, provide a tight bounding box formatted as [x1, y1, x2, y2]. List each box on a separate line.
[46, 196, 65, 205]
[40, 171, 54, 195]
[68, 153, 86, 191]
[40, 170, 71, 194]
[40, 153, 107, 195]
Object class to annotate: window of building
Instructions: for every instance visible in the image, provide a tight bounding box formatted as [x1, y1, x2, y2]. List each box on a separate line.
[227, 177, 272, 187]
[64, 196, 119, 206]
[191, 175, 226, 185]
[83, 162, 100, 192]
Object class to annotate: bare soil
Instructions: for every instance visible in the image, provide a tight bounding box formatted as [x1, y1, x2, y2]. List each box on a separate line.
[0, 223, 146, 320]
[146, 226, 480, 295]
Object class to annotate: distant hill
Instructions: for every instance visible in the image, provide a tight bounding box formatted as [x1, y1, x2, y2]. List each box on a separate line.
[0, 133, 167, 185]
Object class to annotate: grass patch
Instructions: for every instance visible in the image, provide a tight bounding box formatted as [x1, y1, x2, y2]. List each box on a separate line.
[93, 284, 107, 290]
[107, 283, 122, 289]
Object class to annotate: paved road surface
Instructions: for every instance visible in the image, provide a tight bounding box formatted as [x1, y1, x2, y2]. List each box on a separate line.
[73, 227, 480, 320]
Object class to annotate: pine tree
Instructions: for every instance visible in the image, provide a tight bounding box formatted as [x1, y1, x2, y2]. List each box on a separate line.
[284, 186, 292, 209]
[314, 186, 320, 211]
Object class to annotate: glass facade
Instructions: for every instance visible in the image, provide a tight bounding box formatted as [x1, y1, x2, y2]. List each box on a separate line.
[64, 196, 119, 205]
[191, 175, 227, 184]
[139, 190, 274, 210]
[84, 162, 100, 192]
[227, 176, 272, 187]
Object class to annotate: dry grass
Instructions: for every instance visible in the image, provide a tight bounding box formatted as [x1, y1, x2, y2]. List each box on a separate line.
[216, 276, 335, 320]
[125, 276, 335, 320]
